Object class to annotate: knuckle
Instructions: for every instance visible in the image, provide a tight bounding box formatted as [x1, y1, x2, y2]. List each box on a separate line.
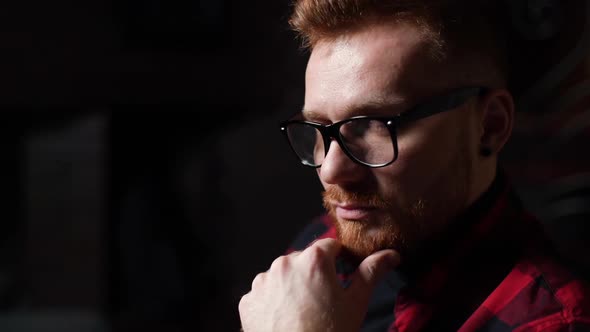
[313, 237, 338, 248]
[251, 272, 265, 289]
[305, 244, 327, 265]
[238, 293, 249, 313]
[270, 254, 292, 273]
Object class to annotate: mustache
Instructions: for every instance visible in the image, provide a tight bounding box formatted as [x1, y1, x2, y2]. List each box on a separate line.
[322, 187, 391, 209]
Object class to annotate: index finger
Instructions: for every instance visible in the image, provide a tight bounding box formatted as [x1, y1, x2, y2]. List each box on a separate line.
[307, 237, 342, 260]
[302, 238, 344, 286]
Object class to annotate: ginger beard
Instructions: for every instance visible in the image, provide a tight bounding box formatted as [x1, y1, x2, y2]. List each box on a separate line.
[322, 125, 473, 261]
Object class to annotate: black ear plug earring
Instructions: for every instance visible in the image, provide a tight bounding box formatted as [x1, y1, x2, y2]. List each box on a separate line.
[480, 147, 492, 157]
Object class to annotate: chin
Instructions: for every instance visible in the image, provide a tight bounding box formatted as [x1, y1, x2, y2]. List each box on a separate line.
[334, 218, 402, 262]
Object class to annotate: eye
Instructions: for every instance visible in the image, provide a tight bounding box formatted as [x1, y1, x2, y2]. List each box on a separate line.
[341, 120, 370, 137]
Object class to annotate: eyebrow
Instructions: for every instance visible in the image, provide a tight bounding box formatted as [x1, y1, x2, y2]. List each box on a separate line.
[302, 98, 409, 122]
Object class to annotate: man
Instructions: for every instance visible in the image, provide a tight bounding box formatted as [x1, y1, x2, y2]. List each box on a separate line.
[239, 0, 590, 331]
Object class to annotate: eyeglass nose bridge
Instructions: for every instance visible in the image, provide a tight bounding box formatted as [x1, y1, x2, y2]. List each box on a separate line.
[317, 122, 347, 160]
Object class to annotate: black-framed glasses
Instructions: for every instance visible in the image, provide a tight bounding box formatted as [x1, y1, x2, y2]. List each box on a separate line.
[279, 87, 485, 168]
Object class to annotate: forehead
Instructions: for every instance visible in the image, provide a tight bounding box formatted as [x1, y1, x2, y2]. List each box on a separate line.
[303, 22, 446, 121]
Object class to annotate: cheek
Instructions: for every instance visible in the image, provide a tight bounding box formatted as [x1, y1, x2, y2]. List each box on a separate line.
[397, 121, 448, 162]
[386, 122, 459, 190]
[370, 159, 418, 205]
[393, 132, 439, 176]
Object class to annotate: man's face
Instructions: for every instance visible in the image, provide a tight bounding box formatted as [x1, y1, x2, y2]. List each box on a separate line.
[303, 23, 482, 260]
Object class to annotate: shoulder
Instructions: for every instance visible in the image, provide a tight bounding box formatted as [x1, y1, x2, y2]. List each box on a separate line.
[482, 248, 590, 331]
[285, 213, 337, 254]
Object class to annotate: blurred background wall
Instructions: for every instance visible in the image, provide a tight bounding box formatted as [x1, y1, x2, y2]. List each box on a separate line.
[0, 1, 589, 331]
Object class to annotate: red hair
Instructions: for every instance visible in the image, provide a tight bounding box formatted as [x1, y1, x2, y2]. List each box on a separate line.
[289, 0, 509, 83]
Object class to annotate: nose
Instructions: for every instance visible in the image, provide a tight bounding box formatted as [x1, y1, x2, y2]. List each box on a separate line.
[318, 140, 366, 185]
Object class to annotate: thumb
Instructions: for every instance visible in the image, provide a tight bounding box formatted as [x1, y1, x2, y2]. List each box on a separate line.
[348, 249, 400, 296]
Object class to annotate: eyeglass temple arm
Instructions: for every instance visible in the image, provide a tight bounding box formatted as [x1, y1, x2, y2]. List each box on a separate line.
[396, 87, 485, 124]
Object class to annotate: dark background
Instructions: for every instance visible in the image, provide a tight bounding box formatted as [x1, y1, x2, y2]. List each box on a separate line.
[0, 0, 322, 331]
[1, 1, 589, 331]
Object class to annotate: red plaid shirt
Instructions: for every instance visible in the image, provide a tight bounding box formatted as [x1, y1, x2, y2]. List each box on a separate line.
[287, 172, 590, 331]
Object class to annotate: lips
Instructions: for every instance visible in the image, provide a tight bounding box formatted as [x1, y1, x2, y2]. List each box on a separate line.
[332, 201, 378, 220]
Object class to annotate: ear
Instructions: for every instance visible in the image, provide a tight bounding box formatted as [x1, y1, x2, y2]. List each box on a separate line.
[477, 89, 515, 156]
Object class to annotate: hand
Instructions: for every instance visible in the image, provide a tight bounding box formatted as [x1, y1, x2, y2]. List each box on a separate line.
[238, 238, 400, 332]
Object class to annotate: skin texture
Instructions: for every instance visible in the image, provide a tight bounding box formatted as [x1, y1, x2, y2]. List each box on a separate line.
[313, 23, 477, 260]
[239, 21, 514, 332]
[239, 239, 400, 332]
